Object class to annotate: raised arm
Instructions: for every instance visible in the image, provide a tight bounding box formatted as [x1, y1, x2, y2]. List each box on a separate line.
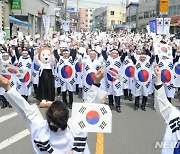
[154, 64, 174, 121]
[0, 76, 42, 130]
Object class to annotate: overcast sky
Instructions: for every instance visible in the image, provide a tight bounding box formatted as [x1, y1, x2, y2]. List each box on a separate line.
[67, 0, 127, 9]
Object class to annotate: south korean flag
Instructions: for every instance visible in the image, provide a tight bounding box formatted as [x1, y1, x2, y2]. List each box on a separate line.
[71, 103, 112, 133]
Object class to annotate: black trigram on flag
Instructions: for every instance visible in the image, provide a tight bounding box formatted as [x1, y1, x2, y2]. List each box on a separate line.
[99, 121, 107, 129]
[152, 74, 156, 79]
[96, 66, 101, 71]
[106, 61, 110, 67]
[3, 64, 9, 68]
[17, 83, 21, 90]
[78, 121, 86, 129]
[26, 63, 31, 69]
[123, 60, 129, 65]
[10, 81, 14, 87]
[123, 78, 127, 83]
[79, 106, 86, 114]
[135, 82, 140, 89]
[145, 63, 150, 68]
[168, 63, 174, 70]
[167, 84, 174, 90]
[158, 62, 164, 68]
[146, 81, 151, 88]
[1, 70, 6, 74]
[174, 76, 177, 79]
[27, 82, 32, 89]
[18, 62, 22, 68]
[85, 65, 90, 71]
[100, 107, 107, 115]
[16, 74, 21, 78]
[59, 59, 64, 65]
[114, 61, 121, 68]
[70, 78, 76, 85]
[34, 140, 54, 153]
[60, 79, 65, 86]
[54, 76, 58, 81]
[107, 83, 110, 89]
[83, 86, 89, 93]
[115, 82, 121, 89]
[32, 72, 37, 77]
[19, 69, 23, 74]
[169, 117, 180, 133]
[69, 59, 74, 65]
[136, 63, 141, 69]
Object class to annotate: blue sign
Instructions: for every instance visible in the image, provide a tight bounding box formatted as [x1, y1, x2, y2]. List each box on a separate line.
[80, 22, 84, 25]
[67, 7, 75, 12]
[149, 19, 157, 33]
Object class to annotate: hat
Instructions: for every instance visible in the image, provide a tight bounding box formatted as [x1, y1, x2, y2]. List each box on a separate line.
[110, 49, 118, 53]
[2, 52, 9, 56]
[89, 50, 97, 54]
[63, 49, 70, 54]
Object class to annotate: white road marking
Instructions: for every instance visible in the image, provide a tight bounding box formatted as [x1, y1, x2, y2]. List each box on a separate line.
[0, 112, 17, 123]
[0, 104, 44, 150]
[0, 129, 30, 150]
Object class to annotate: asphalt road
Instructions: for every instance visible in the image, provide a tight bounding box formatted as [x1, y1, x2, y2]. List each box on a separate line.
[0, 92, 179, 154]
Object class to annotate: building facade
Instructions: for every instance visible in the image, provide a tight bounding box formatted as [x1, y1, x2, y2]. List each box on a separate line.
[79, 8, 94, 29]
[93, 6, 126, 30]
[127, 0, 180, 33]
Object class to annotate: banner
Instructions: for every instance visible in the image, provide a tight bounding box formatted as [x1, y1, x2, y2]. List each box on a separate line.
[11, 0, 21, 10]
[160, 0, 168, 13]
[149, 20, 157, 33]
[71, 103, 112, 133]
[61, 20, 69, 32]
[42, 15, 50, 37]
[156, 18, 164, 35]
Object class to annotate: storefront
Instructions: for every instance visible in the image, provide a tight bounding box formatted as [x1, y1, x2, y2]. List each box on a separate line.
[170, 15, 180, 34]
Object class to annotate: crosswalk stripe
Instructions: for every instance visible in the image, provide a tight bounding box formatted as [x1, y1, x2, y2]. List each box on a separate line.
[0, 112, 17, 123]
[0, 129, 30, 150]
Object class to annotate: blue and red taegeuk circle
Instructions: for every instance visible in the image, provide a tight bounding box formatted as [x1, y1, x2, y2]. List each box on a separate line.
[107, 68, 118, 82]
[61, 65, 73, 79]
[75, 62, 82, 72]
[161, 46, 168, 53]
[125, 66, 135, 78]
[7, 68, 18, 74]
[161, 69, 171, 83]
[34, 63, 40, 71]
[19, 72, 30, 83]
[86, 110, 100, 125]
[175, 64, 180, 75]
[86, 72, 95, 85]
[1, 74, 11, 80]
[138, 70, 149, 82]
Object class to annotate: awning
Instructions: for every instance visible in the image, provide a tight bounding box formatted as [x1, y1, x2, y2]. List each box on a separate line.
[9, 16, 32, 28]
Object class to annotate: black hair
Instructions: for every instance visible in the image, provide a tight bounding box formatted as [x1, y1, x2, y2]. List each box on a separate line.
[46, 101, 69, 132]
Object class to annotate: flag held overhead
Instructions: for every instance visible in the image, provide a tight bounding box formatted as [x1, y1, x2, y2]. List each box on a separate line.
[71, 103, 112, 133]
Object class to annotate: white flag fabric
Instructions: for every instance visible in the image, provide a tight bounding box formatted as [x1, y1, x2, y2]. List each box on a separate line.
[154, 43, 172, 58]
[71, 103, 112, 133]
[62, 20, 70, 32]
[164, 18, 171, 36]
[0, 61, 27, 78]
[156, 18, 164, 35]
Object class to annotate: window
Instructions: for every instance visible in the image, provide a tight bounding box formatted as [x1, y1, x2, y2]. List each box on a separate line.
[131, 15, 136, 21]
[111, 20, 115, 26]
[177, 5, 180, 14]
[169, 6, 176, 15]
[139, 12, 143, 20]
[144, 12, 149, 18]
[110, 11, 114, 15]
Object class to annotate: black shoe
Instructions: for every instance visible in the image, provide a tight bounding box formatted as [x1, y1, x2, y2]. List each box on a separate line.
[134, 106, 139, 111]
[141, 106, 146, 111]
[1, 104, 7, 109]
[109, 105, 113, 110]
[8, 104, 12, 108]
[124, 96, 128, 100]
[74, 91, 79, 95]
[116, 107, 121, 113]
[128, 95, 132, 101]
[69, 104, 72, 109]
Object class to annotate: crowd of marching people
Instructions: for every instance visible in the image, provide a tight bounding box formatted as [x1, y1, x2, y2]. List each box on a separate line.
[0, 31, 179, 113]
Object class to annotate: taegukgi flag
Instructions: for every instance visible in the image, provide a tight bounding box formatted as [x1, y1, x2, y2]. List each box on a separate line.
[71, 103, 112, 133]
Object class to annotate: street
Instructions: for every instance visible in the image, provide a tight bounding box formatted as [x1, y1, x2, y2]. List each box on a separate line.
[0, 93, 179, 154]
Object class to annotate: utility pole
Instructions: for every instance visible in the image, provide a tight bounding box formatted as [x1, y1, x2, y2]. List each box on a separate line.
[64, 0, 67, 20]
[0, 0, 2, 31]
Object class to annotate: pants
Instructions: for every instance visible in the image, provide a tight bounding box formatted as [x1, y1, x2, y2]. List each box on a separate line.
[135, 96, 147, 107]
[0, 95, 9, 106]
[124, 89, 132, 97]
[33, 84, 38, 94]
[108, 95, 121, 107]
[62, 91, 73, 105]
[57, 87, 61, 95]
